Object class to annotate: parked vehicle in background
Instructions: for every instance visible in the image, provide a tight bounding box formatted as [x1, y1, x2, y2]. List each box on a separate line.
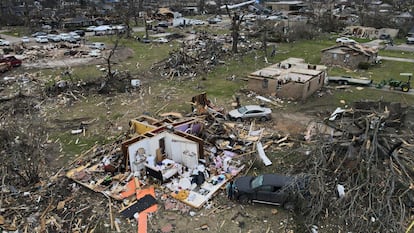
[228, 105, 272, 121]
[85, 26, 96, 32]
[66, 37, 78, 44]
[47, 34, 61, 42]
[21, 36, 30, 43]
[376, 73, 412, 92]
[35, 36, 49, 43]
[59, 33, 72, 41]
[407, 37, 414, 44]
[138, 37, 151, 43]
[208, 17, 222, 24]
[74, 30, 85, 37]
[0, 62, 11, 73]
[89, 42, 105, 50]
[69, 32, 81, 40]
[31, 31, 47, 37]
[157, 21, 169, 28]
[88, 49, 101, 57]
[0, 56, 22, 67]
[153, 37, 169, 43]
[0, 39, 10, 46]
[379, 34, 391, 40]
[336, 37, 356, 44]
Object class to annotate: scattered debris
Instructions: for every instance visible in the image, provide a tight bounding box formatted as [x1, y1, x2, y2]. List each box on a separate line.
[296, 100, 414, 232]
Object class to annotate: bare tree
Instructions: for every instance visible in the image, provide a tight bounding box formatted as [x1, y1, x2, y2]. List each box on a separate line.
[226, 6, 244, 53]
[106, 37, 120, 81]
[308, 0, 344, 33]
[199, 0, 206, 14]
[114, 0, 134, 38]
[256, 18, 273, 57]
[98, 35, 121, 93]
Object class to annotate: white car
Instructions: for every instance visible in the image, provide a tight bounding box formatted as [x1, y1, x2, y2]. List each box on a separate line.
[69, 32, 81, 40]
[89, 42, 105, 50]
[21, 36, 30, 43]
[86, 26, 97, 32]
[228, 105, 272, 122]
[336, 37, 356, 44]
[47, 34, 61, 42]
[153, 38, 169, 43]
[35, 36, 49, 43]
[0, 39, 10, 46]
[59, 33, 72, 41]
[88, 49, 101, 57]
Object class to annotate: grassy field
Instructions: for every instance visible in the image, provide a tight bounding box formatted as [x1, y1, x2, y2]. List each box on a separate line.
[45, 32, 414, 158]
[59, 33, 414, 106]
[379, 49, 414, 59]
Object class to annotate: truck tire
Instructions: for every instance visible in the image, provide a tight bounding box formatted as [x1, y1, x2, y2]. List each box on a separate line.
[238, 195, 250, 204]
[402, 85, 410, 92]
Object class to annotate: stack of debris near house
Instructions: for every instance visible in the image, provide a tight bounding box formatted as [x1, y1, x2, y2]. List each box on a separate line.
[299, 100, 414, 232]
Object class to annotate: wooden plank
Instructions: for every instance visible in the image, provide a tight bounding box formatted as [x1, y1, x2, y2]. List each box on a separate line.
[257, 141, 272, 166]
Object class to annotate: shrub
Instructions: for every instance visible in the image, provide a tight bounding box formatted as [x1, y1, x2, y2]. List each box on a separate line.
[358, 62, 371, 70]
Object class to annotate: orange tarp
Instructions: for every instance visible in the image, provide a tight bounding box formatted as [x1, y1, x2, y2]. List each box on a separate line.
[118, 178, 157, 233]
[136, 186, 157, 233]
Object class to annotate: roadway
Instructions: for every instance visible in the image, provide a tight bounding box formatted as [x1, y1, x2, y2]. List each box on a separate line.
[377, 56, 414, 63]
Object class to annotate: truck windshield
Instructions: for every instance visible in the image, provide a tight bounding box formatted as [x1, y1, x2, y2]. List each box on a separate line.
[251, 175, 264, 189]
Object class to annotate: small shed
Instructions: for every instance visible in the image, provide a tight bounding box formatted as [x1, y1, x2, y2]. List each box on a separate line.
[321, 44, 378, 69]
[247, 58, 327, 100]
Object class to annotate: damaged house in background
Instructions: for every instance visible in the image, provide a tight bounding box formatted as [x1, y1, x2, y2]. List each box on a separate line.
[246, 57, 327, 100]
[320, 43, 378, 70]
[344, 26, 399, 39]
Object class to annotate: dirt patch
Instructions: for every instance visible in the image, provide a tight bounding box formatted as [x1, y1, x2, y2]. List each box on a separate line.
[272, 112, 314, 136]
[22, 47, 134, 69]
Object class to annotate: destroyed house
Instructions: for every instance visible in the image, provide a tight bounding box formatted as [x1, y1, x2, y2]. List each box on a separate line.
[123, 116, 205, 182]
[321, 43, 378, 69]
[247, 58, 327, 100]
[67, 113, 247, 209]
[264, 1, 305, 11]
[126, 131, 201, 182]
[66, 115, 205, 199]
[344, 26, 399, 39]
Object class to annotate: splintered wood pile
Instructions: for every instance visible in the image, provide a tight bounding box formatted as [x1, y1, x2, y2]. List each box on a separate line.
[297, 100, 414, 232]
[153, 35, 229, 79]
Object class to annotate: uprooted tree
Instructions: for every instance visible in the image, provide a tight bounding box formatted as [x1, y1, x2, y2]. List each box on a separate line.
[293, 101, 414, 232]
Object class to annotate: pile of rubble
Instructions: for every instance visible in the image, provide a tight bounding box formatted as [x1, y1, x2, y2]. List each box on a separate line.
[0, 91, 296, 232]
[152, 32, 260, 79]
[297, 100, 414, 232]
[2, 83, 414, 232]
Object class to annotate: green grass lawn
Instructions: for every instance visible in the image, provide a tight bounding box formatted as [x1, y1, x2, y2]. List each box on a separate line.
[379, 49, 414, 59]
[49, 33, 414, 157]
[0, 26, 30, 37]
[67, 34, 414, 104]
